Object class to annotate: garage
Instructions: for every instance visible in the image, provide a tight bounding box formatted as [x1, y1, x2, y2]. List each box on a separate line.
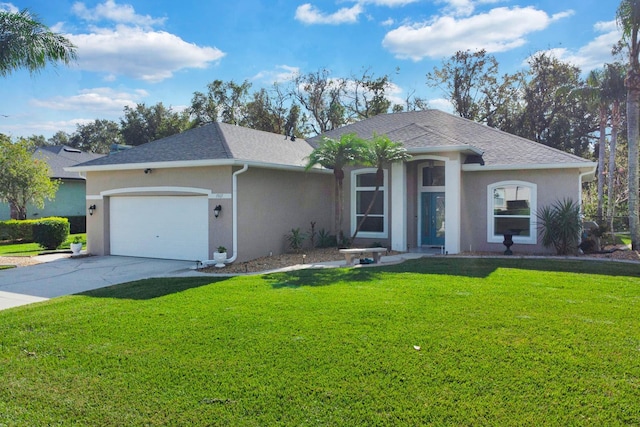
[110, 196, 209, 261]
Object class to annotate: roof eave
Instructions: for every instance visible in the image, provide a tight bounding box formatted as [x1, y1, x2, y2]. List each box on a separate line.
[406, 145, 484, 156]
[65, 158, 331, 174]
[463, 161, 598, 181]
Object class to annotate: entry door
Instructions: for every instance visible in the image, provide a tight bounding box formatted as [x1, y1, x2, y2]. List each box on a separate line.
[421, 192, 445, 247]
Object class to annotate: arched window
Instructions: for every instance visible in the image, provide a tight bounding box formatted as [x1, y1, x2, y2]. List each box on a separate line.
[487, 181, 537, 244]
[351, 169, 387, 238]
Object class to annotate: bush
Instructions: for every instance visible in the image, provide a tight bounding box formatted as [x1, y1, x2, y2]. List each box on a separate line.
[32, 217, 70, 250]
[537, 198, 581, 255]
[0, 219, 37, 242]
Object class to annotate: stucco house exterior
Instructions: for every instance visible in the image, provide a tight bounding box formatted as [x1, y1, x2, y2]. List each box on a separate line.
[67, 110, 597, 262]
[0, 146, 103, 231]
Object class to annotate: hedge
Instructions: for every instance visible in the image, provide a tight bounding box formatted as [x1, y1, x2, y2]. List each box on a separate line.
[0, 217, 76, 243]
[32, 217, 70, 250]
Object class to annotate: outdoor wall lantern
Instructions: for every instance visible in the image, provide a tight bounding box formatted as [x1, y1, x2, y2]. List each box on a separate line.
[213, 205, 222, 218]
[144, 168, 152, 174]
[88, 204, 97, 216]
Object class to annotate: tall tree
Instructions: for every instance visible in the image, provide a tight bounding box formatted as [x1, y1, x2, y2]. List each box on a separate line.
[617, 0, 640, 250]
[69, 119, 122, 154]
[351, 134, 411, 241]
[48, 130, 71, 146]
[0, 8, 76, 77]
[291, 69, 347, 135]
[305, 133, 368, 242]
[189, 80, 252, 127]
[120, 102, 190, 146]
[346, 69, 393, 120]
[0, 136, 59, 219]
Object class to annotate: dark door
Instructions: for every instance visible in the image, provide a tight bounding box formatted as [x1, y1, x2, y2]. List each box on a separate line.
[421, 192, 445, 247]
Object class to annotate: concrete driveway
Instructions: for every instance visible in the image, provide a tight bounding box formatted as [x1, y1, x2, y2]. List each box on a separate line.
[0, 255, 198, 311]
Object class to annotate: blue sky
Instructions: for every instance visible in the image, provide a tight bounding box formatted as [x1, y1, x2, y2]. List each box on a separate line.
[1, 0, 622, 138]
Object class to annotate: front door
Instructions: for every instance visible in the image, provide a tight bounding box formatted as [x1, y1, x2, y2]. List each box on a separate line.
[421, 192, 445, 247]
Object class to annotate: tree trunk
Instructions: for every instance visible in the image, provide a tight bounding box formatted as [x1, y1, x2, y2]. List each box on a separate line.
[627, 81, 640, 251]
[334, 169, 345, 245]
[351, 186, 380, 241]
[596, 105, 607, 222]
[607, 100, 620, 234]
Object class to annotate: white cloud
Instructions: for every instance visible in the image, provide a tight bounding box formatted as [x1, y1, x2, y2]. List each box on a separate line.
[429, 97, 454, 113]
[253, 65, 301, 83]
[0, 2, 18, 13]
[68, 26, 225, 83]
[436, 0, 506, 17]
[359, 0, 419, 6]
[72, 0, 166, 28]
[381, 18, 395, 26]
[529, 20, 622, 73]
[295, 3, 364, 25]
[30, 87, 148, 114]
[382, 6, 570, 60]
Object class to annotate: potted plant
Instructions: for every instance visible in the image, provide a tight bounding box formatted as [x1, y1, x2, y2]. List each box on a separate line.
[213, 246, 227, 268]
[70, 236, 83, 255]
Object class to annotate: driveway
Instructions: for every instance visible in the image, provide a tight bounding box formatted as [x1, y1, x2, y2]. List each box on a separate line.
[0, 255, 198, 311]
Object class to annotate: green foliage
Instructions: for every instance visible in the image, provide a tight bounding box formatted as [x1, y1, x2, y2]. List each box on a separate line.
[0, 8, 76, 77]
[537, 198, 582, 255]
[0, 138, 59, 219]
[0, 259, 638, 425]
[316, 228, 336, 248]
[68, 119, 122, 154]
[32, 217, 70, 250]
[0, 219, 37, 241]
[285, 227, 306, 253]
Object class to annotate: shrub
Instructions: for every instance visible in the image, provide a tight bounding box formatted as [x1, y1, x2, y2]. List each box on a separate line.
[317, 228, 336, 248]
[0, 219, 37, 242]
[537, 198, 581, 255]
[286, 228, 306, 253]
[32, 217, 70, 250]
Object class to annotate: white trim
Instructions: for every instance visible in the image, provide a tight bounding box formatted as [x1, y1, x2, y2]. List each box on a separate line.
[351, 168, 388, 239]
[487, 180, 537, 245]
[391, 162, 406, 251]
[464, 162, 597, 174]
[86, 195, 103, 201]
[100, 186, 218, 197]
[65, 159, 332, 174]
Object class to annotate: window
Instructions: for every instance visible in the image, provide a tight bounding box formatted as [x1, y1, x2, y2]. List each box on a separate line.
[422, 161, 445, 187]
[487, 181, 537, 244]
[351, 169, 387, 238]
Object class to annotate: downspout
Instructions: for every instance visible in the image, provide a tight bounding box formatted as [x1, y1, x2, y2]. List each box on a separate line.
[226, 164, 249, 263]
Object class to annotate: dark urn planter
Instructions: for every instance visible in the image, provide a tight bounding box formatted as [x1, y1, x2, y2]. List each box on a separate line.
[502, 229, 522, 255]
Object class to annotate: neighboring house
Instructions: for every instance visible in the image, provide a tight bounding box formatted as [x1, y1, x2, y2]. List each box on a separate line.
[67, 110, 597, 262]
[0, 146, 103, 229]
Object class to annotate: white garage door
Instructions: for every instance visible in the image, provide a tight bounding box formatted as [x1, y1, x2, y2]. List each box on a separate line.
[110, 196, 209, 261]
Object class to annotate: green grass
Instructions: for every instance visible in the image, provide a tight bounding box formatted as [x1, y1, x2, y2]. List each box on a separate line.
[0, 233, 85, 256]
[1, 258, 639, 425]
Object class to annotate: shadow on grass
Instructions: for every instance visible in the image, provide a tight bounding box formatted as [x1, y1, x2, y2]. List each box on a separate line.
[78, 276, 230, 300]
[264, 257, 640, 288]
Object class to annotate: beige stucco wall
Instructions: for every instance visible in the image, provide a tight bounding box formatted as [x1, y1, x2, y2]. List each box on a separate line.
[85, 166, 233, 258]
[460, 168, 582, 254]
[84, 164, 333, 262]
[236, 167, 334, 262]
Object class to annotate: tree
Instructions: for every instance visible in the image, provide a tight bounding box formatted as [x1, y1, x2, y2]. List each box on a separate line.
[305, 133, 368, 242]
[617, 0, 640, 250]
[0, 8, 76, 77]
[351, 134, 411, 241]
[189, 80, 252, 127]
[346, 69, 392, 120]
[120, 102, 190, 146]
[291, 69, 347, 135]
[0, 136, 59, 220]
[69, 119, 122, 154]
[48, 130, 71, 146]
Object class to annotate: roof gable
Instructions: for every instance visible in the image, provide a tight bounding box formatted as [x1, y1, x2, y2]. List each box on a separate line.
[34, 146, 104, 179]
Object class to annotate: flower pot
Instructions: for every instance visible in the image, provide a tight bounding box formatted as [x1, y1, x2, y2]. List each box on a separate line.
[213, 251, 227, 268]
[70, 242, 83, 255]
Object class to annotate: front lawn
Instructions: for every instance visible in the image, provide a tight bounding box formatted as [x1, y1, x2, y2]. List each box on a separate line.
[1, 258, 639, 425]
[0, 233, 85, 256]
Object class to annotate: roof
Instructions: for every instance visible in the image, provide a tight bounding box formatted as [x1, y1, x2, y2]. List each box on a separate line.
[308, 110, 594, 169]
[70, 122, 315, 171]
[34, 146, 104, 179]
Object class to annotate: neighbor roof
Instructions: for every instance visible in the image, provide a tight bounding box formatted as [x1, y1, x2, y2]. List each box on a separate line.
[69, 122, 315, 171]
[308, 110, 593, 168]
[34, 146, 104, 179]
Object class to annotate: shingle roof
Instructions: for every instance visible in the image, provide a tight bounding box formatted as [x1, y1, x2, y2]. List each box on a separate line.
[74, 122, 314, 169]
[34, 146, 104, 179]
[308, 110, 592, 167]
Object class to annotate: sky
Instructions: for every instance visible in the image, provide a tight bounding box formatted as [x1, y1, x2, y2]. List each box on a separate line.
[0, 0, 623, 139]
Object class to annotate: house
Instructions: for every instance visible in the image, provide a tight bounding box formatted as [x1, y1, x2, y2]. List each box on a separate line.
[0, 146, 103, 232]
[67, 110, 596, 262]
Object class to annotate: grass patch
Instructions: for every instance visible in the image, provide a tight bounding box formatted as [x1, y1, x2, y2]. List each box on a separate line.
[0, 233, 85, 256]
[0, 258, 639, 425]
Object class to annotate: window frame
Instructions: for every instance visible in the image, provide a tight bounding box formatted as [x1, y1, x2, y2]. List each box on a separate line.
[351, 168, 388, 239]
[487, 180, 537, 245]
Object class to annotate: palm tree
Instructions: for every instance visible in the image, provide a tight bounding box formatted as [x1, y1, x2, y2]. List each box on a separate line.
[602, 63, 627, 233]
[0, 8, 76, 77]
[617, 0, 640, 250]
[351, 134, 411, 241]
[584, 69, 608, 222]
[305, 133, 368, 243]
